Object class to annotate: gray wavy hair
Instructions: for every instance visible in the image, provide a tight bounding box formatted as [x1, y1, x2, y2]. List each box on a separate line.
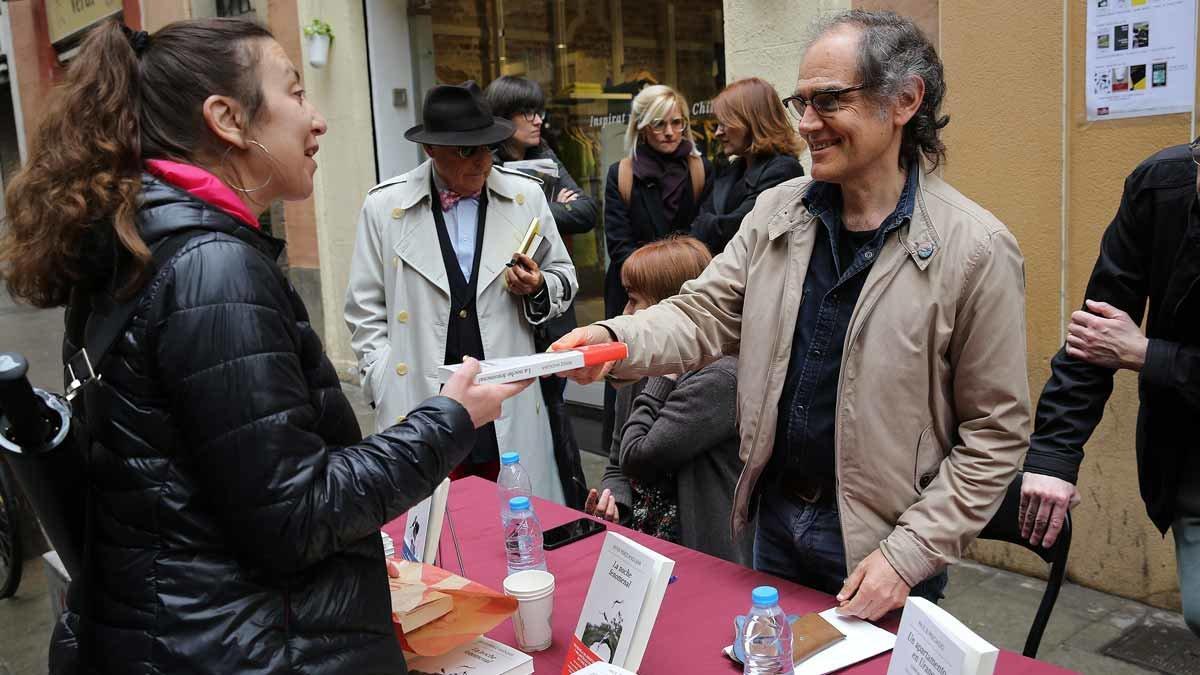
[811, 10, 949, 170]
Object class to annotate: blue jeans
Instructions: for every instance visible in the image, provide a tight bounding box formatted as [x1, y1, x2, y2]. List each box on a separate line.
[753, 482, 948, 602]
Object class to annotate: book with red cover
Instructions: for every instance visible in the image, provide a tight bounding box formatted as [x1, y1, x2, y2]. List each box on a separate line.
[437, 343, 629, 384]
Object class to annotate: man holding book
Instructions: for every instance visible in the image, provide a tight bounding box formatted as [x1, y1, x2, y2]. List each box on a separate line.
[346, 81, 578, 503]
[555, 10, 1030, 620]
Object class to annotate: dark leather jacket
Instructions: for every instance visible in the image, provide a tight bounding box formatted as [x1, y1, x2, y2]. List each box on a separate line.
[51, 175, 474, 674]
[1025, 144, 1200, 531]
[690, 153, 804, 255]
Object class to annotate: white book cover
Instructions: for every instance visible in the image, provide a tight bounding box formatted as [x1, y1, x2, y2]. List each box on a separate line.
[437, 344, 627, 385]
[887, 597, 998, 675]
[569, 532, 675, 673]
[503, 158, 560, 178]
[406, 636, 533, 675]
[722, 608, 896, 674]
[401, 479, 450, 564]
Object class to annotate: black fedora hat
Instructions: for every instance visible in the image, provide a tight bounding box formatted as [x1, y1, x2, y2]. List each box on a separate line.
[404, 81, 515, 146]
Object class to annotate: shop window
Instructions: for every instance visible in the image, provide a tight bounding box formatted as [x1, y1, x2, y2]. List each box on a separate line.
[422, 0, 725, 326]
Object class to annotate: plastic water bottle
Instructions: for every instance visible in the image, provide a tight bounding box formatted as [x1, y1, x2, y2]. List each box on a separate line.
[743, 586, 794, 675]
[504, 496, 548, 576]
[497, 451, 533, 524]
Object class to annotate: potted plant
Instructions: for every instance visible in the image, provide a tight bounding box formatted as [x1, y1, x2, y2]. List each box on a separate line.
[303, 19, 333, 68]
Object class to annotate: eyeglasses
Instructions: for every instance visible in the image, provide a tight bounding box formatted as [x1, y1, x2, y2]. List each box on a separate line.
[648, 117, 687, 133]
[1190, 136, 1200, 166]
[455, 146, 486, 159]
[520, 110, 545, 123]
[782, 84, 868, 119]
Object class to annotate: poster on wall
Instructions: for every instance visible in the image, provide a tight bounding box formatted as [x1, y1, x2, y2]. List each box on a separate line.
[1086, 0, 1196, 121]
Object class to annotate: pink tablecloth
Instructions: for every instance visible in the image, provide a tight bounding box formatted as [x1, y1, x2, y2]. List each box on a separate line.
[383, 477, 1075, 675]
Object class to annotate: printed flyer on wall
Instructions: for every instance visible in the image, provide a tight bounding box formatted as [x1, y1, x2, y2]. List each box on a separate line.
[1086, 0, 1196, 121]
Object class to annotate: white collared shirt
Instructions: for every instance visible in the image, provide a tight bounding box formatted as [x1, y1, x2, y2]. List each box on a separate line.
[433, 170, 479, 279]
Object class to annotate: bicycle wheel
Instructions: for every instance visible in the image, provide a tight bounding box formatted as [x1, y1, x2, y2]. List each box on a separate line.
[0, 458, 23, 598]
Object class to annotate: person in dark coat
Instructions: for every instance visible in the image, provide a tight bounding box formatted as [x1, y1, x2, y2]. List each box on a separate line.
[1020, 142, 1200, 636]
[586, 237, 751, 565]
[690, 77, 805, 255]
[484, 76, 598, 507]
[603, 85, 714, 321]
[0, 19, 528, 674]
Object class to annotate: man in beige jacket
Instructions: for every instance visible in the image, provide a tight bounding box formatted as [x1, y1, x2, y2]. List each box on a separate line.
[556, 10, 1030, 620]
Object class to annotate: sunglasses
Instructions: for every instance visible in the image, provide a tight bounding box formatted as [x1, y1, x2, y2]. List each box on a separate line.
[782, 84, 868, 119]
[454, 145, 487, 159]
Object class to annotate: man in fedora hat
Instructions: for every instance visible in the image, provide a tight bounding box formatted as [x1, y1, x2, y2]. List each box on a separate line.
[345, 81, 577, 503]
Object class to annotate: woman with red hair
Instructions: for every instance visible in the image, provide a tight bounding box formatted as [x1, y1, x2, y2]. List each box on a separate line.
[691, 77, 805, 254]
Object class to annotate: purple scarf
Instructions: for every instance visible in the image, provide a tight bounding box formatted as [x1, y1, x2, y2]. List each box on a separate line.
[633, 138, 694, 226]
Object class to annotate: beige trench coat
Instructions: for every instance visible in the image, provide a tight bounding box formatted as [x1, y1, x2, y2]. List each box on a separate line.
[599, 170, 1031, 586]
[344, 160, 578, 504]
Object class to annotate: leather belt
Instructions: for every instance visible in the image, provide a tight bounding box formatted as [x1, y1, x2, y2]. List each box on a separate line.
[778, 474, 837, 506]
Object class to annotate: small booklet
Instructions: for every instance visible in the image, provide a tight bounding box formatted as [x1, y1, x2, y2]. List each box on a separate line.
[437, 343, 629, 385]
[574, 663, 637, 675]
[562, 532, 675, 674]
[406, 636, 533, 675]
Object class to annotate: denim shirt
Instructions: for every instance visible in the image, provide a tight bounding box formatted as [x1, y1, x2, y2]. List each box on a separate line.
[770, 168, 919, 484]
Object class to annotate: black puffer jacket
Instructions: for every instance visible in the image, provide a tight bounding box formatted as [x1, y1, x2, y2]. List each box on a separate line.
[50, 174, 475, 674]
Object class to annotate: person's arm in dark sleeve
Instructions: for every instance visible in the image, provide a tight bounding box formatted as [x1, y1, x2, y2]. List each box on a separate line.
[618, 365, 738, 480]
[691, 157, 804, 254]
[1025, 172, 1154, 483]
[1140, 337, 1200, 409]
[604, 162, 639, 274]
[546, 146, 598, 235]
[155, 240, 475, 576]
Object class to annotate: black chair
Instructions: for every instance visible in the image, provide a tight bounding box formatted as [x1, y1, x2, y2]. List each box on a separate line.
[976, 472, 1072, 659]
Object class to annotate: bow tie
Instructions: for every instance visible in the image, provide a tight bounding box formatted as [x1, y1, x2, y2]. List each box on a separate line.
[439, 189, 480, 211]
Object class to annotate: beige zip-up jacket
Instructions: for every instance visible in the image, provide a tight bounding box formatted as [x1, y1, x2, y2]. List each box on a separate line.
[598, 170, 1031, 587]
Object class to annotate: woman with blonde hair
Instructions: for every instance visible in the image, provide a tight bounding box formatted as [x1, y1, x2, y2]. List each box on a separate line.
[586, 236, 751, 565]
[602, 85, 713, 321]
[691, 77, 804, 254]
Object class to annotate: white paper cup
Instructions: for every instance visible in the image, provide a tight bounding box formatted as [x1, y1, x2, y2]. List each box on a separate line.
[503, 570, 555, 652]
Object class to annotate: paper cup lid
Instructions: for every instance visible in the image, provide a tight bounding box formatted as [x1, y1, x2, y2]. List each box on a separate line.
[504, 569, 555, 597]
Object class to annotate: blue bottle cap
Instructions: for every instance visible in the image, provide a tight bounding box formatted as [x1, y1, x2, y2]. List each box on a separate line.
[500, 452, 520, 466]
[508, 496, 531, 512]
[751, 585, 779, 607]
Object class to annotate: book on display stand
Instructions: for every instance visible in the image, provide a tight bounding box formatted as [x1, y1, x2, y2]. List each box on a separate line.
[562, 532, 675, 674]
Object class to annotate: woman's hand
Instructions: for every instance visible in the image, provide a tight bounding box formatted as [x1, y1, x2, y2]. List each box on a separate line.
[555, 188, 580, 204]
[441, 357, 532, 428]
[552, 326, 617, 384]
[584, 488, 621, 522]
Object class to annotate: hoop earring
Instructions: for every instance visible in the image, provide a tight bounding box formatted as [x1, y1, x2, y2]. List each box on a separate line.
[220, 140, 275, 193]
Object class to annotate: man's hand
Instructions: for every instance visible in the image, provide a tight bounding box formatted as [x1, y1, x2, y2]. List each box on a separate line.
[1066, 299, 1148, 371]
[1020, 473, 1080, 548]
[555, 188, 580, 204]
[583, 488, 621, 522]
[441, 357, 533, 428]
[836, 549, 911, 621]
[552, 325, 618, 384]
[505, 253, 543, 296]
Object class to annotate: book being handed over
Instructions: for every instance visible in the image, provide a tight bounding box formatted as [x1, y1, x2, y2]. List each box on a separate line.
[437, 343, 628, 385]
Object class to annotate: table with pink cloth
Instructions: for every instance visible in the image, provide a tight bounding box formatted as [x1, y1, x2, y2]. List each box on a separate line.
[383, 476, 1076, 674]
